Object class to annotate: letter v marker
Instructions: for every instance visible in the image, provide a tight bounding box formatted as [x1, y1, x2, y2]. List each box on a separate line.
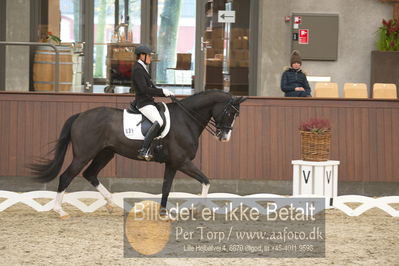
[302, 170, 311, 184]
[326, 170, 332, 184]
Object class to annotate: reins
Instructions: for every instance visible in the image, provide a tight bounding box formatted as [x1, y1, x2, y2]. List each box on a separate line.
[171, 95, 218, 136]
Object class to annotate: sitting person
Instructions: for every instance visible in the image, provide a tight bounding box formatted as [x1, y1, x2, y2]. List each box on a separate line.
[280, 50, 311, 97]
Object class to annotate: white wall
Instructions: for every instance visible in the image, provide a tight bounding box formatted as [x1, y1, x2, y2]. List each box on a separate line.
[258, 0, 392, 96]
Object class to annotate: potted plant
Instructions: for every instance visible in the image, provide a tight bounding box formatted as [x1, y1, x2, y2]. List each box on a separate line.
[371, 18, 399, 96]
[45, 32, 62, 45]
[299, 118, 331, 161]
[377, 19, 399, 51]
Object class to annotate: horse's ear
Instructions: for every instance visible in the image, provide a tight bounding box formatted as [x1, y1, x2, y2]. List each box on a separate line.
[235, 96, 247, 104]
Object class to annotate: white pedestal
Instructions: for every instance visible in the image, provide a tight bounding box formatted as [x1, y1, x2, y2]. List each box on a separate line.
[292, 160, 340, 206]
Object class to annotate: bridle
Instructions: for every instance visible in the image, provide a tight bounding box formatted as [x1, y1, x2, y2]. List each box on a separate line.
[171, 96, 240, 137]
[214, 99, 240, 133]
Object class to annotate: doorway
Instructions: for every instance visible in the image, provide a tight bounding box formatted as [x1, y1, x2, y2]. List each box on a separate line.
[196, 0, 254, 96]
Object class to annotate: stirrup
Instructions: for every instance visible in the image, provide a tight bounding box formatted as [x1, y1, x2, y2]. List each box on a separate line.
[138, 148, 153, 161]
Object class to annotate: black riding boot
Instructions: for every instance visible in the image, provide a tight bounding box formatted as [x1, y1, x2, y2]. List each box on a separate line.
[138, 121, 160, 161]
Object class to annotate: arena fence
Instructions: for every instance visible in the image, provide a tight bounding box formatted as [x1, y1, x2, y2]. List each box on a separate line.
[0, 190, 398, 217]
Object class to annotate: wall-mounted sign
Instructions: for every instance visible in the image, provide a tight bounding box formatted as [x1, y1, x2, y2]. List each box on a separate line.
[291, 13, 338, 60]
[293, 16, 301, 29]
[218, 10, 236, 23]
[299, 29, 309, 44]
[293, 33, 298, 41]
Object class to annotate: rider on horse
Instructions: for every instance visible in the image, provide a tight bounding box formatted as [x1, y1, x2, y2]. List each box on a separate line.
[131, 45, 175, 161]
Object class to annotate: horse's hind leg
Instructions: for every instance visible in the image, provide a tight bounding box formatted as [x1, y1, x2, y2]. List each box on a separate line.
[54, 157, 90, 218]
[82, 150, 115, 212]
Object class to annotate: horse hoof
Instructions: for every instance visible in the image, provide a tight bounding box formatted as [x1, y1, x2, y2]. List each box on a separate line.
[159, 208, 167, 217]
[106, 204, 114, 213]
[54, 209, 70, 219]
[60, 214, 70, 220]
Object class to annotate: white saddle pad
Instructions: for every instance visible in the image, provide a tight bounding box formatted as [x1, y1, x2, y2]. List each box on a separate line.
[123, 102, 171, 140]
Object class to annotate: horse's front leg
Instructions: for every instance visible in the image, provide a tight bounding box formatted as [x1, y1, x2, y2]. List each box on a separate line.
[178, 160, 211, 205]
[160, 163, 177, 215]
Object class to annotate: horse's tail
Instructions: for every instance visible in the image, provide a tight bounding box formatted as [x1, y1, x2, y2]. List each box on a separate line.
[30, 113, 80, 183]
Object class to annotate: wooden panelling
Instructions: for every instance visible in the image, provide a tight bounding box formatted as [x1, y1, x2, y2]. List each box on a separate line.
[200, 97, 399, 182]
[0, 92, 398, 183]
[0, 93, 117, 178]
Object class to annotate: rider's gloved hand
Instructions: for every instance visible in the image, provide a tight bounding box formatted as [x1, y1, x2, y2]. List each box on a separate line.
[162, 88, 175, 97]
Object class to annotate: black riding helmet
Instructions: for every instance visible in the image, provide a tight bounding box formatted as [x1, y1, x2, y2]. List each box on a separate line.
[135, 45, 154, 55]
[135, 45, 155, 65]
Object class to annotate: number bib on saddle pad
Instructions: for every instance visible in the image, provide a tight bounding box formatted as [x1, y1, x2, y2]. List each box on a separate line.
[123, 102, 171, 140]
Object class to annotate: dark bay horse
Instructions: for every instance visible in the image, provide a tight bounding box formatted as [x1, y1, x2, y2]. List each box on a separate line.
[31, 90, 246, 218]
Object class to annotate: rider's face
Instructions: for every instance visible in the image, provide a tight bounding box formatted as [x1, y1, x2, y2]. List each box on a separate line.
[140, 54, 152, 64]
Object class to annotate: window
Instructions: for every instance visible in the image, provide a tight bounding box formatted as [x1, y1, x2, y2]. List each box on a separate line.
[156, 0, 196, 88]
[60, 0, 81, 42]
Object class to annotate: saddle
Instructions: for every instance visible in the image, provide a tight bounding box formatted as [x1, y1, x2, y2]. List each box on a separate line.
[127, 100, 167, 135]
[123, 100, 170, 139]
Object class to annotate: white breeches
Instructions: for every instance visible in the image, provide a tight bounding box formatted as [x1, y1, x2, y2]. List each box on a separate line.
[139, 104, 164, 127]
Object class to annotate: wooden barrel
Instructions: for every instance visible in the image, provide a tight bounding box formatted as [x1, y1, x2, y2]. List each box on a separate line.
[33, 46, 73, 91]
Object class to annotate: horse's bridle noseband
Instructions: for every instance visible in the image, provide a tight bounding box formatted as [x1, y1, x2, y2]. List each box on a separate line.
[214, 99, 240, 136]
[171, 96, 240, 137]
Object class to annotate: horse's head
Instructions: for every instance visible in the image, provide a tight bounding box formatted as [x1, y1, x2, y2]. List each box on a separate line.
[212, 96, 247, 142]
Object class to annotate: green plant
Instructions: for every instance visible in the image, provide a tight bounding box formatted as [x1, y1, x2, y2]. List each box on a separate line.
[46, 32, 61, 45]
[299, 118, 331, 134]
[377, 19, 399, 51]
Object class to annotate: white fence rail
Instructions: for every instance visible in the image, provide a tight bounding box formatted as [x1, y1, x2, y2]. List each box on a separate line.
[0, 190, 398, 217]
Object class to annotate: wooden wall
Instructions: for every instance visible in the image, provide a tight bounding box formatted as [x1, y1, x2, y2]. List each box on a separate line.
[201, 98, 399, 182]
[0, 92, 398, 182]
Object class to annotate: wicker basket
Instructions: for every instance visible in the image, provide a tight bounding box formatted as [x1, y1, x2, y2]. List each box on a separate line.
[300, 130, 331, 161]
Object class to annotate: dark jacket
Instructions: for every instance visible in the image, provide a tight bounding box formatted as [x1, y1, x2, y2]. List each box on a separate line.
[281, 68, 311, 97]
[131, 62, 165, 108]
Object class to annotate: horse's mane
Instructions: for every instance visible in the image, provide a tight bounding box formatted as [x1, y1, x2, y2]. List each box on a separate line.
[181, 89, 232, 104]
